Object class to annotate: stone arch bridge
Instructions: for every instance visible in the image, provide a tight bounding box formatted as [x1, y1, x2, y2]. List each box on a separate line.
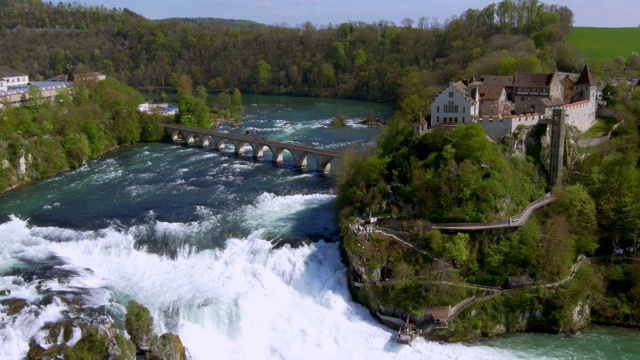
[164, 124, 342, 173]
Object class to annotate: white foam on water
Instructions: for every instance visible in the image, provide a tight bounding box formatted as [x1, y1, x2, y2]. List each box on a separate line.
[242, 193, 335, 234]
[0, 209, 518, 360]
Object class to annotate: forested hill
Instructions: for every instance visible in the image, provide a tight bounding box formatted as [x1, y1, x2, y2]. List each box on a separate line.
[0, 0, 577, 105]
[174, 17, 266, 28]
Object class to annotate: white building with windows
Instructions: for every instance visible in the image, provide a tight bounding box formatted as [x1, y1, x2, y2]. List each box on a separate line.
[422, 65, 597, 140]
[0, 66, 29, 87]
[430, 81, 479, 127]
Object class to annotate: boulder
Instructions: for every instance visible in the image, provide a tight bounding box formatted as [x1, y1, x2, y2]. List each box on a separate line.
[125, 300, 154, 351]
[148, 333, 187, 360]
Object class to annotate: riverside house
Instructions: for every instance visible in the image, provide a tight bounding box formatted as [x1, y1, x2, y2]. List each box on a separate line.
[424, 65, 597, 140]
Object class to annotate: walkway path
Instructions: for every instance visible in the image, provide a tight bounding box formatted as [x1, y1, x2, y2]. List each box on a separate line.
[445, 255, 589, 324]
[429, 192, 555, 231]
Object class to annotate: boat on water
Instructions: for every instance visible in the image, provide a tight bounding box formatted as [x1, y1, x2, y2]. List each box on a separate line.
[396, 317, 419, 345]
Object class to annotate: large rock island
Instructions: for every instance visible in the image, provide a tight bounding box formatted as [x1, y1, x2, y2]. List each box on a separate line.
[335, 121, 640, 341]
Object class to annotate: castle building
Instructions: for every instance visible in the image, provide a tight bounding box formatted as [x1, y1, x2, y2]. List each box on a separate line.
[430, 81, 479, 127]
[422, 65, 597, 140]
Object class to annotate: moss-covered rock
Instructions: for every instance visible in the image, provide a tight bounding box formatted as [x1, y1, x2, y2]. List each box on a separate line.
[63, 327, 110, 360]
[148, 333, 187, 360]
[113, 332, 137, 360]
[125, 300, 154, 351]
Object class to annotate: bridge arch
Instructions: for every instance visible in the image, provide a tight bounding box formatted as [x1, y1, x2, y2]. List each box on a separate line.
[250, 143, 266, 160]
[163, 124, 342, 174]
[231, 140, 248, 155]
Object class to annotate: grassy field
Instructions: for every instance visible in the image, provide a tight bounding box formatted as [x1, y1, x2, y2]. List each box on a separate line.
[578, 117, 618, 139]
[568, 27, 640, 63]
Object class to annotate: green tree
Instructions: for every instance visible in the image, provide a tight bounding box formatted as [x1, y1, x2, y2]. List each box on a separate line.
[27, 84, 43, 109]
[62, 133, 90, 167]
[445, 233, 470, 263]
[176, 74, 193, 98]
[197, 84, 208, 103]
[254, 60, 271, 91]
[602, 83, 617, 108]
[176, 96, 211, 128]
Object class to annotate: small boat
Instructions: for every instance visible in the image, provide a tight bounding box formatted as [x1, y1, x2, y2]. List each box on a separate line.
[395, 317, 419, 345]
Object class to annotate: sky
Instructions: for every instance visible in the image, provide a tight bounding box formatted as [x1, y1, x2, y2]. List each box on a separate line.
[74, 0, 639, 28]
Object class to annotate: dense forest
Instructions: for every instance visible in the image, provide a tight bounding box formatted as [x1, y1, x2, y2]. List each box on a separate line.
[337, 64, 640, 332]
[0, 0, 582, 194]
[0, 0, 577, 110]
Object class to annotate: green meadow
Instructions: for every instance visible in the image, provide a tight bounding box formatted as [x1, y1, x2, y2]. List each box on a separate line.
[568, 27, 640, 63]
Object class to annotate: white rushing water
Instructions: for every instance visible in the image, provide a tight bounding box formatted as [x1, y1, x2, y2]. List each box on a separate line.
[0, 193, 516, 360]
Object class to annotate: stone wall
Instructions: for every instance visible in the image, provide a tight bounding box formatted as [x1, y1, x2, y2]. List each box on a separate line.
[476, 113, 541, 141]
[564, 100, 596, 132]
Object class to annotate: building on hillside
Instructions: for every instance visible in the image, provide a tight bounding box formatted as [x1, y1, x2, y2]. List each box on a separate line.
[75, 72, 106, 81]
[0, 66, 29, 87]
[430, 81, 479, 128]
[137, 103, 178, 116]
[419, 65, 598, 140]
[48, 72, 106, 82]
[512, 72, 563, 114]
[0, 81, 72, 107]
[477, 85, 507, 116]
[428, 306, 452, 328]
[413, 113, 428, 136]
[559, 73, 577, 103]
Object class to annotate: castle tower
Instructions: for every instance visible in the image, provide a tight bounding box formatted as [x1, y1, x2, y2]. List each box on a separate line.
[413, 113, 428, 136]
[573, 64, 597, 113]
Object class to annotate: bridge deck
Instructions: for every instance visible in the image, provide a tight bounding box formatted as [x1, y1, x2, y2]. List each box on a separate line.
[163, 124, 342, 157]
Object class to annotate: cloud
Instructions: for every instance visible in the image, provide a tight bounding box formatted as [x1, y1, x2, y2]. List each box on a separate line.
[292, 0, 321, 3]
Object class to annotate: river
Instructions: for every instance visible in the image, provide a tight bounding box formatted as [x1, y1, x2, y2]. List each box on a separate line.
[0, 95, 637, 359]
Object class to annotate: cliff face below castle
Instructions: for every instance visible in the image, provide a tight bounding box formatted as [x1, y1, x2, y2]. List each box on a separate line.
[341, 227, 599, 342]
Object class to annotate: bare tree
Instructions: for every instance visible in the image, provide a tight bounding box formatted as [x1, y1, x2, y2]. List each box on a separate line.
[401, 17, 414, 28]
[417, 16, 429, 30]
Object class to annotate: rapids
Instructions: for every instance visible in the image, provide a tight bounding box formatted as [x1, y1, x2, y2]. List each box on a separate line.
[1, 95, 637, 359]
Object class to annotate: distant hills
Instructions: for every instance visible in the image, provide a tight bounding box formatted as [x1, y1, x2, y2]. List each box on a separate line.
[568, 27, 640, 63]
[169, 17, 266, 28]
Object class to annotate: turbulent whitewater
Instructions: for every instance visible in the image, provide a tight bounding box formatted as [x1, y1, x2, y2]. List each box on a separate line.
[1, 96, 637, 359]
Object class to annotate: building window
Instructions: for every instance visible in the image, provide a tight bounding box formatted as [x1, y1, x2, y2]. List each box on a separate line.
[437, 106, 439, 113]
[462, 117, 465, 123]
[437, 116, 439, 122]
[455, 117, 458, 123]
[449, 92, 453, 98]
[521, 96, 524, 101]
[463, 107, 465, 113]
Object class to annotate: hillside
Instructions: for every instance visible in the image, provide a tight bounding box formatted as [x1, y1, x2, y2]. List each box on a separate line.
[568, 27, 640, 63]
